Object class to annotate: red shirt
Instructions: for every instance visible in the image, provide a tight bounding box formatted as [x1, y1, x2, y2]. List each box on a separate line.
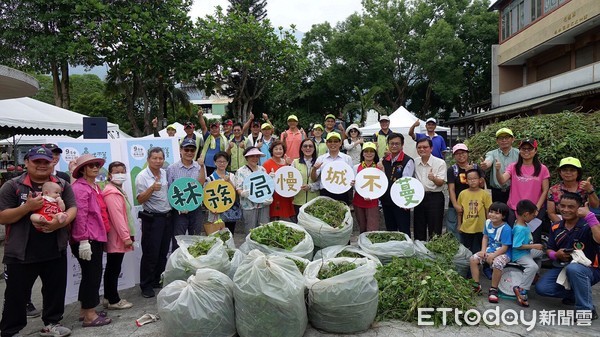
[353, 162, 379, 209]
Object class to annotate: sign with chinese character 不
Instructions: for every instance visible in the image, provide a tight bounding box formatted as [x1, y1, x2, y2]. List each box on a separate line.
[168, 177, 204, 212]
[203, 180, 236, 213]
[390, 176, 425, 208]
[243, 171, 275, 203]
[354, 167, 388, 199]
[321, 161, 354, 194]
[273, 166, 302, 198]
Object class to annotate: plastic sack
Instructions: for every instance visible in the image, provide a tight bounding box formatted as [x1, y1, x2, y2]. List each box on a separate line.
[163, 235, 230, 286]
[453, 244, 472, 277]
[157, 268, 236, 337]
[304, 257, 378, 333]
[413, 240, 436, 260]
[233, 250, 307, 337]
[227, 249, 246, 280]
[244, 221, 314, 260]
[297, 196, 353, 248]
[209, 228, 236, 250]
[357, 231, 415, 264]
[271, 252, 311, 275]
[312, 245, 381, 265]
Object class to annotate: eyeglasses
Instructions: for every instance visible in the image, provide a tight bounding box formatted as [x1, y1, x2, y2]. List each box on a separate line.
[86, 162, 101, 168]
[388, 142, 402, 147]
[302, 144, 314, 148]
[520, 147, 534, 152]
[215, 160, 228, 164]
[182, 148, 195, 153]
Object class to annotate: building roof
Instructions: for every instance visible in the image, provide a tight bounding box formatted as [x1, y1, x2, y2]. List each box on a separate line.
[0, 65, 39, 99]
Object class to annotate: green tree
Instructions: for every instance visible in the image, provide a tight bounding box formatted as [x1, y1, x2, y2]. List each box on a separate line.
[227, 0, 267, 20]
[343, 86, 388, 125]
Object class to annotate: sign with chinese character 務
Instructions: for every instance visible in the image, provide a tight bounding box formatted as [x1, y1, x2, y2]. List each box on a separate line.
[273, 166, 302, 198]
[203, 180, 236, 213]
[243, 171, 275, 203]
[355, 167, 388, 199]
[321, 161, 354, 194]
[390, 176, 425, 208]
[168, 177, 204, 212]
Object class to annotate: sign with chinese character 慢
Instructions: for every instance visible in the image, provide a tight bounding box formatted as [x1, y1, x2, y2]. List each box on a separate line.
[243, 171, 275, 203]
[390, 176, 425, 208]
[273, 166, 302, 198]
[354, 167, 388, 199]
[321, 161, 354, 194]
[168, 177, 204, 212]
[203, 180, 236, 213]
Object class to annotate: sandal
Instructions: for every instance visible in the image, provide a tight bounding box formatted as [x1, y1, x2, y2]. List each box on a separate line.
[82, 315, 112, 327]
[78, 310, 107, 322]
[136, 313, 160, 327]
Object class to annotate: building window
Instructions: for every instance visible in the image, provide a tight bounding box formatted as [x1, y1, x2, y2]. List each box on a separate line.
[544, 0, 559, 13]
[531, 0, 542, 21]
[575, 45, 594, 68]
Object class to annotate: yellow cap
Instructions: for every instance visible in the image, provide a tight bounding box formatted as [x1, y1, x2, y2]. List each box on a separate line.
[326, 132, 341, 141]
[313, 124, 324, 131]
[166, 124, 176, 130]
[559, 157, 582, 169]
[362, 142, 377, 152]
[325, 114, 336, 121]
[495, 127, 514, 137]
[261, 123, 273, 130]
[287, 115, 298, 121]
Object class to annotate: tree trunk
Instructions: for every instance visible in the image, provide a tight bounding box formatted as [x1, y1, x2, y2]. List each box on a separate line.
[50, 62, 62, 108]
[60, 60, 70, 110]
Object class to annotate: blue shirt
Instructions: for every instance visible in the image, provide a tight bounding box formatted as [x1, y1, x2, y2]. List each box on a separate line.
[484, 219, 512, 259]
[416, 133, 447, 159]
[203, 131, 223, 168]
[511, 224, 533, 262]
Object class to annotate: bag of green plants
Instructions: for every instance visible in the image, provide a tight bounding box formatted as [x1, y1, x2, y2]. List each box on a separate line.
[424, 233, 472, 277]
[245, 221, 314, 260]
[297, 196, 353, 248]
[358, 231, 415, 264]
[304, 257, 379, 333]
[162, 235, 230, 286]
[312, 245, 381, 265]
[209, 227, 236, 250]
[233, 250, 307, 337]
[227, 249, 246, 280]
[157, 268, 236, 337]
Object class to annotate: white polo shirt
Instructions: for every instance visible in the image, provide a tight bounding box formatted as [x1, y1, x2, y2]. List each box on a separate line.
[135, 167, 171, 213]
[414, 155, 447, 192]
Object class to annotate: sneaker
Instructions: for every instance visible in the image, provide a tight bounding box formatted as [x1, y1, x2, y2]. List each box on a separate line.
[513, 286, 529, 307]
[488, 288, 499, 303]
[473, 283, 482, 294]
[26, 302, 41, 318]
[593, 310, 599, 320]
[107, 299, 133, 310]
[40, 323, 71, 337]
[141, 288, 155, 298]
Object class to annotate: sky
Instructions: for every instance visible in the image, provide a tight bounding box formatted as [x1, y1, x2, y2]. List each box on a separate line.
[190, 0, 364, 32]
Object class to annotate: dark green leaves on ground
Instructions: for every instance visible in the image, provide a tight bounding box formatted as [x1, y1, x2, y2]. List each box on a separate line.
[317, 261, 357, 279]
[375, 257, 475, 325]
[425, 233, 460, 266]
[188, 239, 216, 258]
[250, 222, 305, 250]
[305, 198, 348, 228]
[367, 232, 406, 243]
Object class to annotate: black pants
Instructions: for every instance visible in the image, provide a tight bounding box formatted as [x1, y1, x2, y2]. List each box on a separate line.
[103, 253, 124, 304]
[0, 254, 67, 337]
[172, 209, 203, 250]
[413, 191, 445, 241]
[71, 240, 104, 310]
[319, 189, 350, 205]
[382, 204, 410, 236]
[140, 214, 172, 291]
[461, 232, 483, 255]
[491, 188, 510, 204]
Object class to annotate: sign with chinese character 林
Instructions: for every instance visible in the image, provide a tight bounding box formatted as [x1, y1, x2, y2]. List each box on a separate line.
[243, 171, 275, 203]
[390, 176, 425, 208]
[273, 166, 302, 198]
[354, 167, 388, 199]
[203, 180, 236, 213]
[168, 177, 204, 212]
[321, 161, 354, 194]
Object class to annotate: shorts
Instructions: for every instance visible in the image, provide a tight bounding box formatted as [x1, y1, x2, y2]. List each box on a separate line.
[470, 252, 510, 270]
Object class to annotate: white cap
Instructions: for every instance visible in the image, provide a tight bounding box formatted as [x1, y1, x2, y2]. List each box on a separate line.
[425, 118, 437, 124]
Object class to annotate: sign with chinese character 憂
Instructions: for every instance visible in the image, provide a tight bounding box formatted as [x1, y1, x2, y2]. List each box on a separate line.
[273, 166, 302, 198]
[203, 180, 236, 213]
[320, 161, 354, 194]
[390, 176, 425, 208]
[168, 177, 204, 212]
[354, 167, 388, 199]
[243, 171, 275, 203]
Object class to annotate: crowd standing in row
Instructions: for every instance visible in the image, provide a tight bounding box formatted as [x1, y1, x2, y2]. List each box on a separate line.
[1, 112, 599, 337]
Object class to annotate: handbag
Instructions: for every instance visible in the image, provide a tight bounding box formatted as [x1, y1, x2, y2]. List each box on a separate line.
[221, 202, 242, 222]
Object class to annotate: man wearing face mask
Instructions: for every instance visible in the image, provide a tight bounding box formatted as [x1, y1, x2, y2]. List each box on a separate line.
[101, 161, 135, 310]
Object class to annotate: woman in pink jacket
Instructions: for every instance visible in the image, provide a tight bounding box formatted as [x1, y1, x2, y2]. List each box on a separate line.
[102, 161, 135, 310]
[69, 154, 112, 327]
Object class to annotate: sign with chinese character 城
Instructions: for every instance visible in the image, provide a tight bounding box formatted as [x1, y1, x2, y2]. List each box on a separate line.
[355, 167, 388, 199]
[390, 176, 425, 208]
[321, 161, 354, 194]
[243, 171, 275, 203]
[273, 166, 302, 198]
[203, 180, 236, 213]
[168, 177, 204, 212]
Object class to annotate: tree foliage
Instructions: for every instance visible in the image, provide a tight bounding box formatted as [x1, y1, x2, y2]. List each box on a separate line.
[227, 0, 267, 20]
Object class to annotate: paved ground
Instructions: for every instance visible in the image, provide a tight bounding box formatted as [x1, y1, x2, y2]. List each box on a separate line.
[1, 210, 599, 336]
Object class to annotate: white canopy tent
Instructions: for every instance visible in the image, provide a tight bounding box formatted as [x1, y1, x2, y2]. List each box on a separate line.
[143, 113, 223, 139]
[0, 134, 75, 146]
[359, 106, 450, 159]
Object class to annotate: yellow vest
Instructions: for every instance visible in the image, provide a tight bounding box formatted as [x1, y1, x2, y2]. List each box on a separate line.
[292, 159, 320, 205]
[228, 136, 247, 172]
[375, 132, 389, 159]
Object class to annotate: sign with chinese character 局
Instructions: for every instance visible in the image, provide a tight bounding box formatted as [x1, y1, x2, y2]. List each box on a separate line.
[354, 167, 388, 199]
[273, 166, 302, 198]
[321, 161, 354, 194]
[243, 171, 275, 203]
[168, 177, 204, 212]
[390, 176, 425, 208]
[203, 180, 236, 213]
